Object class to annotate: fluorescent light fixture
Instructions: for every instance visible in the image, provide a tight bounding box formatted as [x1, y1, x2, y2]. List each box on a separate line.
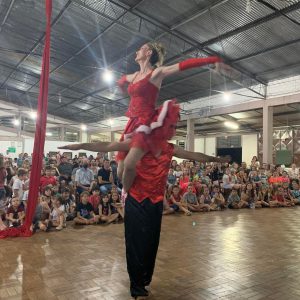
[224, 121, 239, 130]
[102, 69, 114, 84]
[46, 132, 53, 136]
[29, 111, 37, 119]
[223, 92, 231, 101]
[81, 124, 87, 131]
[13, 119, 20, 126]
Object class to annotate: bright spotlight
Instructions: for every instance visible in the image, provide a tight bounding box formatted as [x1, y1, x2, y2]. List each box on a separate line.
[81, 124, 87, 131]
[29, 111, 37, 119]
[223, 92, 231, 101]
[109, 118, 114, 126]
[224, 121, 239, 130]
[102, 69, 114, 84]
[13, 119, 20, 126]
[46, 132, 53, 137]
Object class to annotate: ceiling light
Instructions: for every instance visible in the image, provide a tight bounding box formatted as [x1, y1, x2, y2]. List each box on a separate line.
[29, 111, 37, 119]
[46, 132, 53, 136]
[224, 121, 239, 130]
[81, 124, 87, 131]
[13, 119, 20, 126]
[102, 69, 114, 84]
[223, 92, 231, 101]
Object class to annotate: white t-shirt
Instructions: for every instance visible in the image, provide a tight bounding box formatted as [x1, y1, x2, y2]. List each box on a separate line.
[12, 178, 24, 200]
[50, 205, 65, 221]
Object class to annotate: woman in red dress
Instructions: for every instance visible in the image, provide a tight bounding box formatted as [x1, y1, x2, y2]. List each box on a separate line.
[61, 42, 221, 193]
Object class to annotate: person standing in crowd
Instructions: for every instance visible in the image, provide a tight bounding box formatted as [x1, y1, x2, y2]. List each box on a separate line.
[58, 155, 73, 183]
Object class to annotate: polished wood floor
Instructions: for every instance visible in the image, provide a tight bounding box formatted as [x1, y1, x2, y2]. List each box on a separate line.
[1, 208, 300, 300]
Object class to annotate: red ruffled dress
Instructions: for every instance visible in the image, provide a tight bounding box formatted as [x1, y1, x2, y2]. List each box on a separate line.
[116, 71, 179, 160]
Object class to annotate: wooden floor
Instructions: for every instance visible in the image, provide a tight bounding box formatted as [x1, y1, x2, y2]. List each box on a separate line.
[1, 208, 300, 300]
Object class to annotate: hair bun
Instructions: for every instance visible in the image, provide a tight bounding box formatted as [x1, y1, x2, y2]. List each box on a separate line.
[148, 42, 166, 67]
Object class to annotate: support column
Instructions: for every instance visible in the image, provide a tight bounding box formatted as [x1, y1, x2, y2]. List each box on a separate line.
[262, 103, 273, 164]
[60, 126, 65, 141]
[108, 131, 115, 159]
[79, 130, 88, 143]
[186, 119, 195, 151]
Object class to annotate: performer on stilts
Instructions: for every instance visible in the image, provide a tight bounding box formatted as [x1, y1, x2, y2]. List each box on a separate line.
[60, 140, 228, 299]
[61, 42, 221, 194]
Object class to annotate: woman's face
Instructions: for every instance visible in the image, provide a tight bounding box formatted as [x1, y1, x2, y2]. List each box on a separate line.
[246, 184, 252, 190]
[135, 44, 151, 62]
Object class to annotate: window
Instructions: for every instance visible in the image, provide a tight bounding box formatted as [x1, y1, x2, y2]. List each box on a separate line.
[217, 136, 241, 148]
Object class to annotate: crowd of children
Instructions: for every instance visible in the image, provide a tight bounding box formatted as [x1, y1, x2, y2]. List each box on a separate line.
[163, 158, 300, 215]
[0, 152, 300, 232]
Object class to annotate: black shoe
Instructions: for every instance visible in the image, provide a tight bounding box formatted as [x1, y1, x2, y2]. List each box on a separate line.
[130, 284, 148, 298]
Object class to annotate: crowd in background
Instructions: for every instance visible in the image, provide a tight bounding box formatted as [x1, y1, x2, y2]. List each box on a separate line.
[0, 151, 300, 232]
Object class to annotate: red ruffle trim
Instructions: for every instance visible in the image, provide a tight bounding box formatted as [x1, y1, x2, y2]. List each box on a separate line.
[117, 99, 180, 161]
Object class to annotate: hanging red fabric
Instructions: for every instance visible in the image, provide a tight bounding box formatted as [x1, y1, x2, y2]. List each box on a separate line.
[0, 0, 52, 238]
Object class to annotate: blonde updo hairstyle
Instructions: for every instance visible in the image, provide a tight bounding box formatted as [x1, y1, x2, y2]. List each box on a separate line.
[147, 42, 166, 67]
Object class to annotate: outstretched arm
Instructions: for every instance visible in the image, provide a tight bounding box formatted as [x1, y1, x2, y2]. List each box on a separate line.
[173, 145, 229, 163]
[152, 56, 222, 80]
[58, 141, 130, 152]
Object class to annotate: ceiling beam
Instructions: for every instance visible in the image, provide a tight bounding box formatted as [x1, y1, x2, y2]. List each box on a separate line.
[256, 61, 300, 78]
[181, 92, 300, 120]
[169, 0, 229, 29]
[26, 0, 147, 93]
[0, 0, 73, 89]
[233, 37, 300, 63]
[257, 0, 300, 26]
[0, 0, 15, 33]
[108, 0, 267, 87]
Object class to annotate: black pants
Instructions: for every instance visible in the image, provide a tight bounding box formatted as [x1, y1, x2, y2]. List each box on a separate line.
[125, 194, 163, 297]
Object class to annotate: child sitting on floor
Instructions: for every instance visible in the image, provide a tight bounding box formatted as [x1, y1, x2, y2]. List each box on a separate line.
[110, 191, 124, 219]
[74, 191, 99, 225]
[49, 196, 65, 230]
[6, 197, 25, 227]
[99, 193, 119, 224]
[32, 195, 51, 232]
[88, 187, 101, 215]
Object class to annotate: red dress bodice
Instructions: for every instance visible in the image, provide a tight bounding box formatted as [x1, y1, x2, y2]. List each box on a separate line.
[126, 72, 159, 120]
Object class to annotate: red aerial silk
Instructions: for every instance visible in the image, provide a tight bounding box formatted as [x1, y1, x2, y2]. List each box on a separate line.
[0, 0, 52, 238]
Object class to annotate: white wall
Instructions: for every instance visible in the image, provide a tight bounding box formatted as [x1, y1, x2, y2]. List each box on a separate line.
[242, 134, 258, 165]
[0, 140, 23, 158]
[195, 137, 205, 153]
[205, 137, 216, 156]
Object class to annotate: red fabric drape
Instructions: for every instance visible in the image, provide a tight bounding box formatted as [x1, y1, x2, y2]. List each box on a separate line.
[0, 0, 52, 238]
